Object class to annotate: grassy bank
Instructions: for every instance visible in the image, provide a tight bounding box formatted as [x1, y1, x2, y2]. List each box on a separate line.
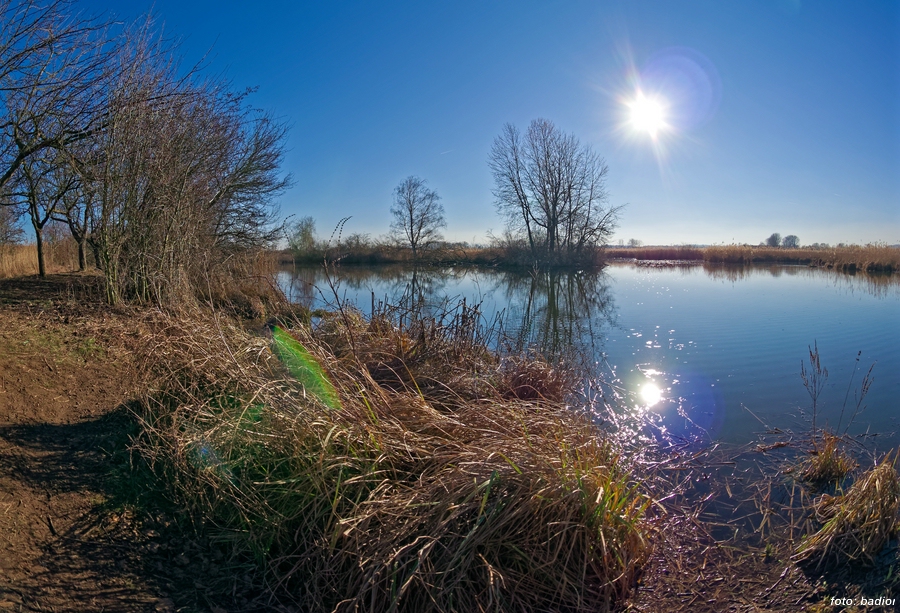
[135, 303, 650, 611]
[604, 244, 899, 272]
[133, 303, 900, 611]
[1, 271, 898, 611]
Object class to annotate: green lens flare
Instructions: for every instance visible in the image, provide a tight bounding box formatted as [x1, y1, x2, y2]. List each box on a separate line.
[272, 326, 341, 409]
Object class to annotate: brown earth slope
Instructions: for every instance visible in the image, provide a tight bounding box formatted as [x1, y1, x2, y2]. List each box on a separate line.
[0, 275, 177, 612]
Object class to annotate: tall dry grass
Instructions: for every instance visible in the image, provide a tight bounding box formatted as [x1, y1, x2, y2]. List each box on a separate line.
[703, 244, 898, 272]
[0, 241, 80, 279]
[135, 306, 651, 612]
[604, 246, 704, 261]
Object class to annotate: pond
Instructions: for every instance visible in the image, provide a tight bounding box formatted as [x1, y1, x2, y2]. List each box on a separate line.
[278, 262, 900, 451]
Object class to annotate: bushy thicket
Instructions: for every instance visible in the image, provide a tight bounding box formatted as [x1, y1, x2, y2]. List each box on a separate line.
[0, 2, 290, 305]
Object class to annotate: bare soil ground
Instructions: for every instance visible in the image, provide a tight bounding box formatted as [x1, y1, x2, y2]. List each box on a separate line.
[0, 275, 220, 613]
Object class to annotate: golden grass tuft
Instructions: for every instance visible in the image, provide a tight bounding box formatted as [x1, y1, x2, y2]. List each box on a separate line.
[135, 308, 651, 612]
[499, 354, 575, 402]
[798, 433, 857, 488]
[793, 452, 900, 571]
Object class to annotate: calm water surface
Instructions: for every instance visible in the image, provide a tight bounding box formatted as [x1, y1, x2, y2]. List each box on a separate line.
[279, 263, 899, 450]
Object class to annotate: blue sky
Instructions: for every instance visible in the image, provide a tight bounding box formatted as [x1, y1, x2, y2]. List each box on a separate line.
[84, 1, 898, 246]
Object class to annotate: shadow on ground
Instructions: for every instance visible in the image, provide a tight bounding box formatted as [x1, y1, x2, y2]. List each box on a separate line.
[0, 404, 218, 612]
[0, 273, 105, 308]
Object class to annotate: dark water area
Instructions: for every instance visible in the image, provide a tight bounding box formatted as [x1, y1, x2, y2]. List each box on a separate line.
[278, 262, 900, 452]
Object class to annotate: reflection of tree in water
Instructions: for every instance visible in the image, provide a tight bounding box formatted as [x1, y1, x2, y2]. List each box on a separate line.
[497, 270, 617, 363]
[280, 265, 618, 364]
[280, 266, 318, 309]
[376, 268, 451, 314]
[279, 264, 458, 314]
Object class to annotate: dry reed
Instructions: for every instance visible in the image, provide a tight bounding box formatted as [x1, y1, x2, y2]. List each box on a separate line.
[704, 244, 899, 272]
[604, 244, 899, 272]
[604, 246, 704, 261]
[798, 433, 857, 489]
[135, 306, 651, 612]
[0, 241, 79, 278]
[793, 452, 900, 571]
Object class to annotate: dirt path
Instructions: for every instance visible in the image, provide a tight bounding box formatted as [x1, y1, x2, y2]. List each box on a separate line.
[0, 275, 177, 612]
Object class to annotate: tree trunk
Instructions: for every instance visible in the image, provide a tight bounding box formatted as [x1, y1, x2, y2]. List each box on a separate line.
[34, 226, 46, 277]
[77, 237, 86, 271]
[88, 239, 102, 271]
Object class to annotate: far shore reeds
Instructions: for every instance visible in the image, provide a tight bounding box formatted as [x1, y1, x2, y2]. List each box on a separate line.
[605, 243, 899, 273]
[0, 241, 80, 279]
[277, 242, 899, 273]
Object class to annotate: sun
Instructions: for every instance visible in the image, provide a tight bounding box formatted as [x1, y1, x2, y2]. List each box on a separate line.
[629, 93, 667, 138]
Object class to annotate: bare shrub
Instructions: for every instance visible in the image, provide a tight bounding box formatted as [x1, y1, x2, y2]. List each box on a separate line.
[90, 21, 290, 305]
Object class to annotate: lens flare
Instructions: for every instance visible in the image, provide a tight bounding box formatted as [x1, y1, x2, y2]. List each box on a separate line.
[272, 325, 341, 409]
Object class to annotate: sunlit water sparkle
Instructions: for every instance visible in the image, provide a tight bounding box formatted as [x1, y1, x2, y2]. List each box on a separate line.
[279, 263, 900, 451]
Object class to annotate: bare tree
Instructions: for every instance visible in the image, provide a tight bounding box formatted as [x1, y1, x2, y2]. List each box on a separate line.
[0, 0, 113, 191]
[765, 233, 781, 247]
[390, 176, 445, 260]
[782, 234, 799, 249]
[16, 148, 79, 276]
[489, 119, 620, 265]
[0, 195, 22, 244]
[52, 159, 95, 271]
[89, 21, 290, 304]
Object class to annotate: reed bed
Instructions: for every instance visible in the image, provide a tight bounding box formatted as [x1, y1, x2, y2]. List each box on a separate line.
[605, 244, 899, 272]
[0, 241, 81, 278]
[0, 244, 34, 278]
[283, 244, 507, 267]
[604, 246, 704, 261]
[135, 305, 651, 612]
[704, 244, 898, 271]
[284, 243, 900, 273]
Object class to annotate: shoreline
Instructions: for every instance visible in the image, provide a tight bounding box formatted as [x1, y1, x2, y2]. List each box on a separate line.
[275, 243, 899, 274]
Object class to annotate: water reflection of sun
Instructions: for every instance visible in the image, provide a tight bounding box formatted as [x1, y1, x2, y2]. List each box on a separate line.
[640, 382, 663, 406]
